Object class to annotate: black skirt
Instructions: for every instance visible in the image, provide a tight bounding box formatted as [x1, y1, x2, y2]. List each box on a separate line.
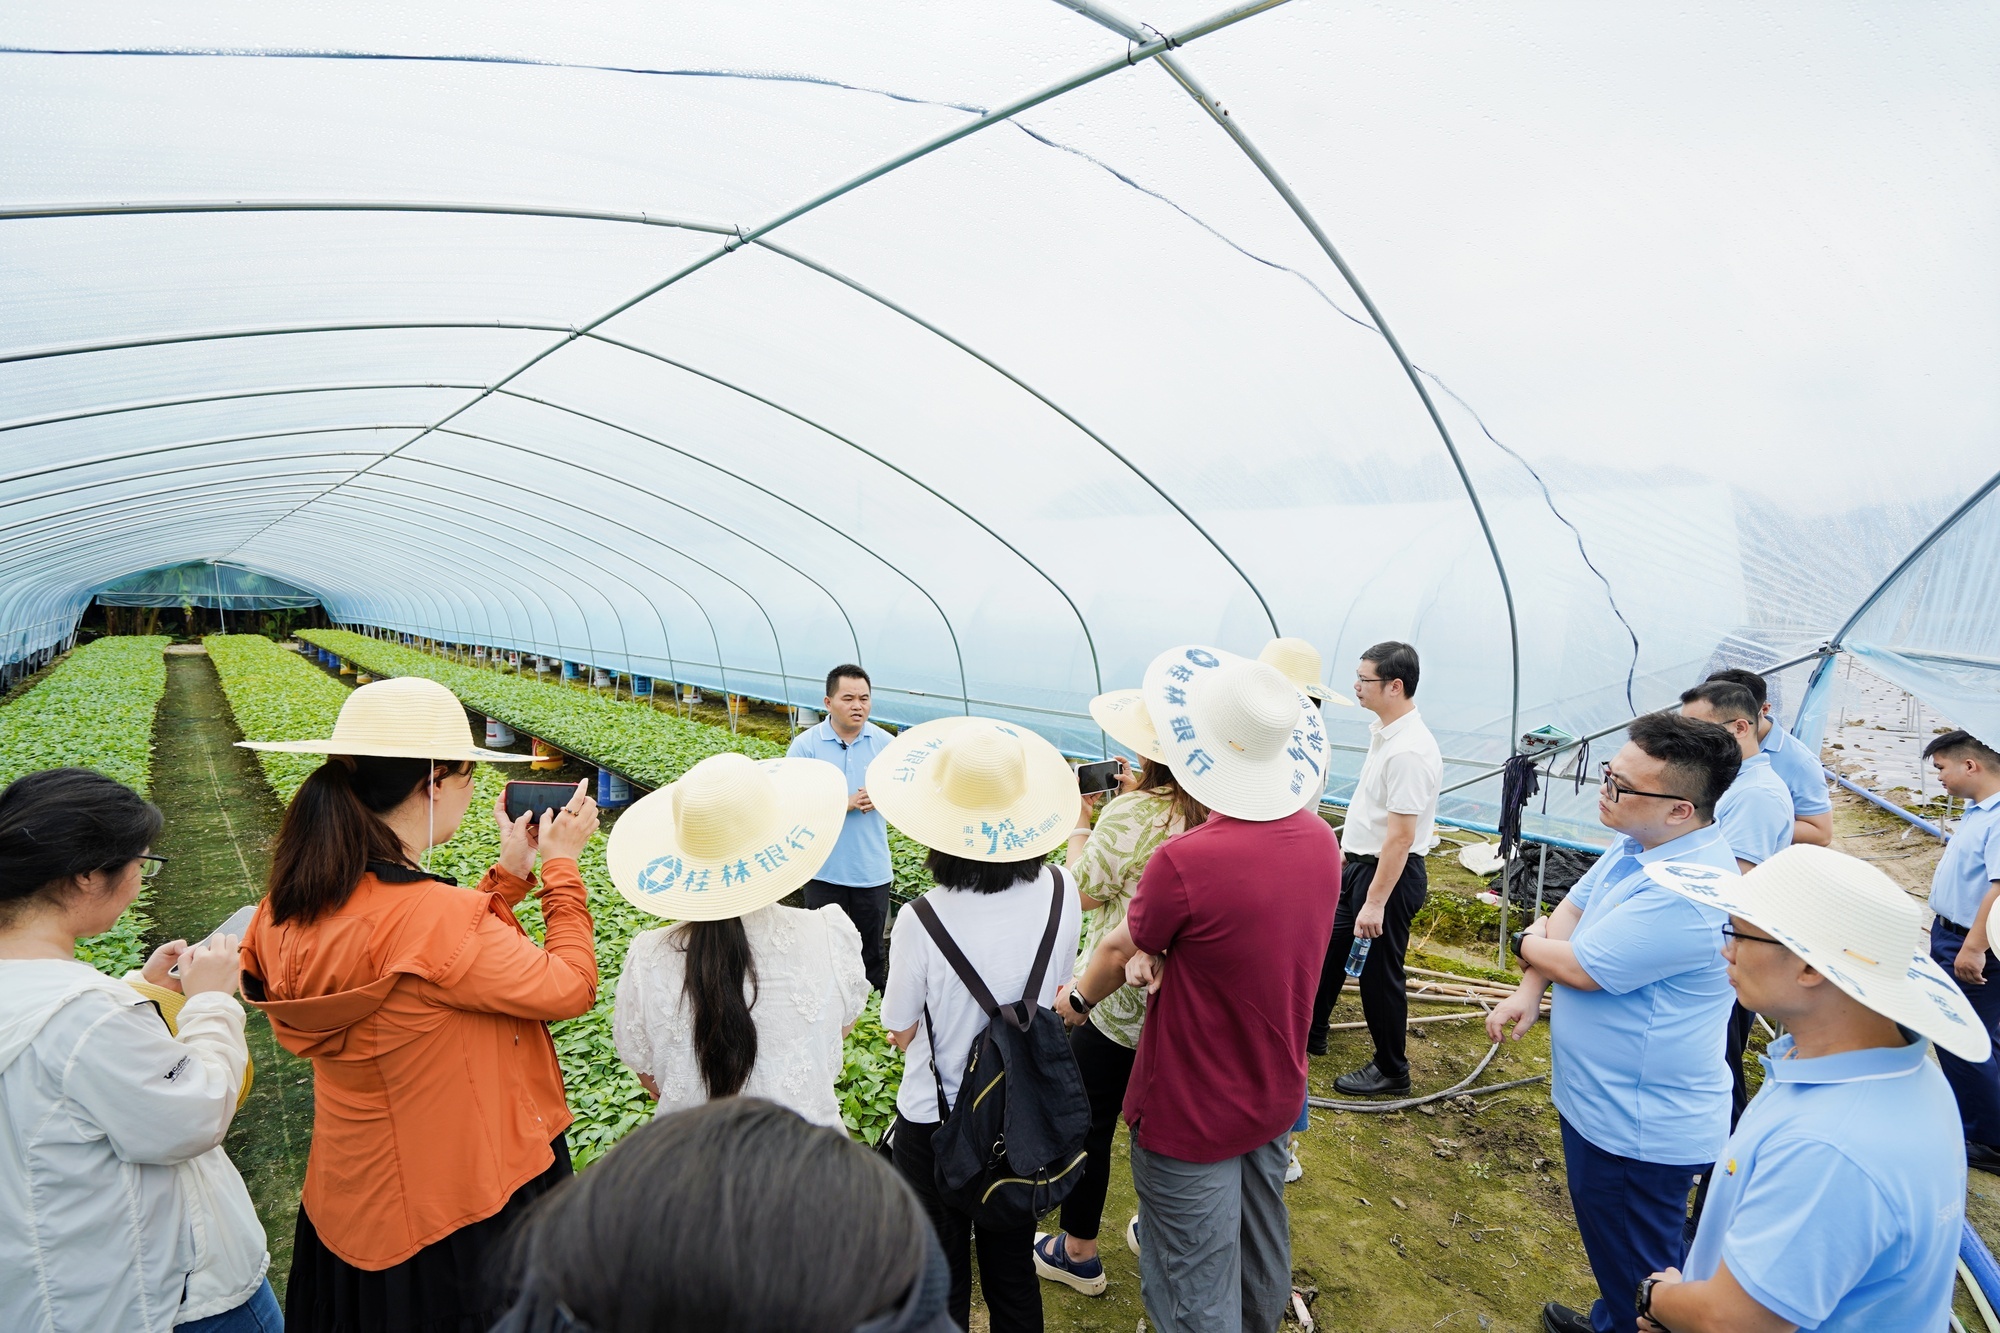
[284, 1137, 573, 1333]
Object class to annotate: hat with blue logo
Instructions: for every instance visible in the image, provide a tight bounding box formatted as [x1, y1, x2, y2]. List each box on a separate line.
[606, 752, 848, 920]
[866, 716, 1078, 863]
[1142, 645, 1329, 822]
[1646, 844, 1989, 1062]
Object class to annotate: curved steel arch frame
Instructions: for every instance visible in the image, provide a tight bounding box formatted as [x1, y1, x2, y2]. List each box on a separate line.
[302, 480, 709, 699]
[214, 0, 1304, 686]
[344, 462, 809, 712]
[0, 378, 1063, 708]
[266, 498, 604, 669]
[541, 341, 1106, 698]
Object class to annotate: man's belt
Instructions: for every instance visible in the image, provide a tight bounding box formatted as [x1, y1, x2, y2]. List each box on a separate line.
[1344, 852, 1379, 867]
[1938, 915, 1972, 935]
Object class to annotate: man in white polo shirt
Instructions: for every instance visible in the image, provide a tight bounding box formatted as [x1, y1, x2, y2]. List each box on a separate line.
[1307, 640, 1442, 1098]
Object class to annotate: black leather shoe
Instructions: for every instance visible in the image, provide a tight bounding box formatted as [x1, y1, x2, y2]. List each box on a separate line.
[1305, 1032, 1328, 1057]
[1969, 1142, 2000, 1175]
[1333, 1062, 1411, 1097]
[1541, 1302, 1593, 1333]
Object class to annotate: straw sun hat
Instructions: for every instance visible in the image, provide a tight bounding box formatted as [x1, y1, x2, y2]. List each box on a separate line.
[1089, 689, 1166, 763]
[1143, 644, 1330, 822]
[1644, 844, 1991, 1063]
[865, 716, 1078, 863]
[237, 675, 532, 763]
[606, 753, 849, 920]
[1257, 637, 1353, 706]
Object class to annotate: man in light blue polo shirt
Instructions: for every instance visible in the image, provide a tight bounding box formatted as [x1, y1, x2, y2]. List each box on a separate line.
[1921, 728, 2000, 1172]
[1682, 679, 1796, 1124]
[1486, 712, 1744, 1333]
[787, 663, 895, 988]
[1707, 669, 1833, 847]
[1637, 844, 1979, 1333]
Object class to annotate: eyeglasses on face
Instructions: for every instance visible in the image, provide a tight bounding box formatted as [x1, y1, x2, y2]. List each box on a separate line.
[1354, 675, 1384, 686]
[136, 854, 168, 880]
[1720, 923, 1785, 949]
[1597, 762, 1691, 806]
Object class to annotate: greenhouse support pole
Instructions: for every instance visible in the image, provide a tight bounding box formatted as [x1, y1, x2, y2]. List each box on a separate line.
[1824, 767, 1947, 841]
[1148, 41, 1520, 752]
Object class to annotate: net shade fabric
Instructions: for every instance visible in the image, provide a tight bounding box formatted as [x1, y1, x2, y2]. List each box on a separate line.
[92, 561, 321, 609]
[2, 0, 1995, 845]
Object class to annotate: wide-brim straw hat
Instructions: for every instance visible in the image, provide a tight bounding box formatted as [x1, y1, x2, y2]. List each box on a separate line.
[237, 676, 530, 763]
[1142, 645, 1330, 822]
[1257, 637, 1352, 706]
[1645, 844, 1991, 1063]
[606, 753, 848, 920]
[1089, 689, 1166, 763]
[866, 716, 1078, 863]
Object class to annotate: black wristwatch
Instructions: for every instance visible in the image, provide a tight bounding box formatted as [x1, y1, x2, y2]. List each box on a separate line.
[1067, 989, 1094, 1016]
[1509, 930, 1528, 958]
[1635, 1277, 1671, 1331]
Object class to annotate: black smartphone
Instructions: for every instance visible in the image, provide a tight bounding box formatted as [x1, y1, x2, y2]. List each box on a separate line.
[1075, 758, 1124, 796]
[504, 780, 580, 824]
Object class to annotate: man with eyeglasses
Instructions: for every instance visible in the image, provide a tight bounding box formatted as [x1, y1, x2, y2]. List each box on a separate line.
[1307, 641, 1441, 1098]
[1485, 713, 1743, 1333]
[1679, 679, 1795, 1128]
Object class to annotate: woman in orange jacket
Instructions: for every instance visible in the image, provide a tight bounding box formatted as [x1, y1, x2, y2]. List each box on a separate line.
[237, 677, 600, 1333]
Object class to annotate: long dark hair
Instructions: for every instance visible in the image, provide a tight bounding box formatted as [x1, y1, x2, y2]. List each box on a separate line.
[923, 848, 1046, 895]
[674, 918, 759, 1098]
[1136, 757, 1209, 834]
[0, 768, 162, 926]
[499, 1098, 931, 1333]
[266, 754, 473, 924]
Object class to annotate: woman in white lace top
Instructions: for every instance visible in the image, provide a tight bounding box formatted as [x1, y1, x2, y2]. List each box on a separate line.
[612, 901, 868, 1129]
[601, 750, 868, 1134]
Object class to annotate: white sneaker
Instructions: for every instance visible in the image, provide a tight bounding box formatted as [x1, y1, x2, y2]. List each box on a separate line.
[1126, 1214, 1141, 1256]
[1285, 1150, 1304, 1184]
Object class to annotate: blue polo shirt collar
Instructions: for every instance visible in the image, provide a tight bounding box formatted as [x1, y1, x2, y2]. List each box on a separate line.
[1756, 1033, 1930, 1086]
[1974, 792, 2000, 815]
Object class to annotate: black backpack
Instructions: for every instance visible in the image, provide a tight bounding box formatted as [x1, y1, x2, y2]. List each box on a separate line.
[913, 868, 1091, 1229]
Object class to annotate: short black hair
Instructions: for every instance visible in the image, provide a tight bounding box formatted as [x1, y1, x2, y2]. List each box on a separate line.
[1923, 729, 2000, 767]
[1679, 680, 1761, 728]
[1361, 641, 1420, 699]
[1705, 668, 1768, 711]
[1627, 712, 1741, 820]
[0, 768, 163, 925]
[824, 664, 870, 697]
[924, 848, 1047, 895]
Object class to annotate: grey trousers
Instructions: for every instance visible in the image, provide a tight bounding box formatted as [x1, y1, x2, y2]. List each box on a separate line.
[1129, 1131, 1292, 1333]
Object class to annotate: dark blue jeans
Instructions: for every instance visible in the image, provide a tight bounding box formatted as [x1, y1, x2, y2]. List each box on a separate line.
[180, 1279, 283, 1332]
[1559, 1115, 1707, 1333]
[1931, 916, 2000, 1145]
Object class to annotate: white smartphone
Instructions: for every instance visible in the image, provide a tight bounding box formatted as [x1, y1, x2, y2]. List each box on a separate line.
[167, 903, 258, 977]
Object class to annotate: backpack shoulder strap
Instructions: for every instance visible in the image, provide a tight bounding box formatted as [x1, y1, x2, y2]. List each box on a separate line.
[920, 1002, 952, 1118]
[910, 896, 1002, 1018]
[1012, 867, 1067, 1030]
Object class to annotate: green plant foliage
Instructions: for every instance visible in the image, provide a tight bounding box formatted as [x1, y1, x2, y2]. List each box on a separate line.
[840, 993, 902, 1145]
[0, 636, 172, 975]
[301, 630, 783, 777]
[205, 635, 356, 802]
[289, 631, 909, 1159]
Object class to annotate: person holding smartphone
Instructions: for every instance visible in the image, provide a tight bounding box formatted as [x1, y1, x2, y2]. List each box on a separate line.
[0, 768, 273, 1333]
[236, 677, 601, 1333]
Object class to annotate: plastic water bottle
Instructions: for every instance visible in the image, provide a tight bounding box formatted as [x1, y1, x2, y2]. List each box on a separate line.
[1345, 936, 1372, 978]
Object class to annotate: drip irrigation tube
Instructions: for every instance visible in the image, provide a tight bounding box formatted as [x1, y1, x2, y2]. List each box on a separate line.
[1308, 1039, 1549, 1115]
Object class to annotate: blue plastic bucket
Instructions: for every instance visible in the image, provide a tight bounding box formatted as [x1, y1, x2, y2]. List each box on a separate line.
[596, 768, 632, 808]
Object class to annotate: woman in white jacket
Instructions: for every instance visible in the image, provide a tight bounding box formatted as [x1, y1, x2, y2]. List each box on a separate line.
[0, 768, 275, 1332]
